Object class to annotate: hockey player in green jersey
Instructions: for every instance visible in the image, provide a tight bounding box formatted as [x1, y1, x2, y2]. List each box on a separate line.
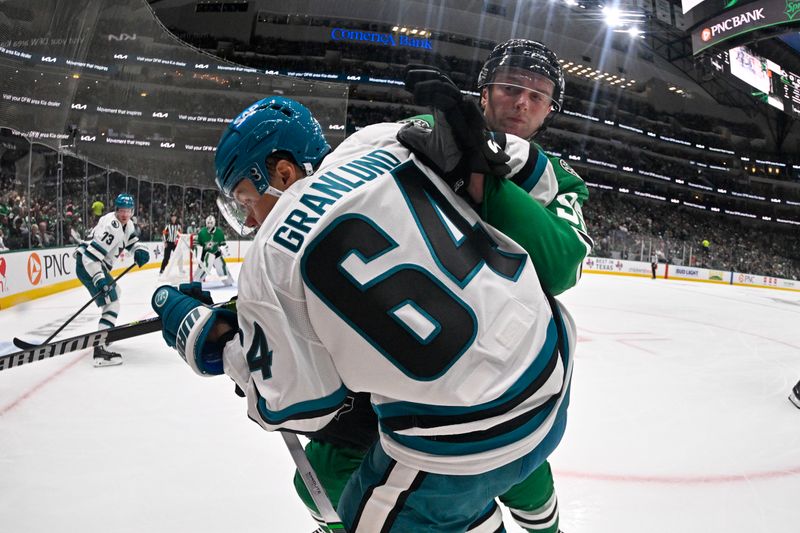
[299, 40, 590, 533]
[194, 215, 234, 286]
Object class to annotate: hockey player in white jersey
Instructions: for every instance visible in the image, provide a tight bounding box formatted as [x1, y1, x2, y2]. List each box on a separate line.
[75, 193, 150, 366]
[151, 97, 576, 531]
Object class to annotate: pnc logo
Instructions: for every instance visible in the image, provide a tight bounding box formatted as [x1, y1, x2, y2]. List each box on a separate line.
[27, 253, 42, 285]
[701, 28, 712, 41]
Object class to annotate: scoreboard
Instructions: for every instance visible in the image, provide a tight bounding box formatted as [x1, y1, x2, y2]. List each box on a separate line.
[709, 45, 800, 117]
[781, 70, 800, 116]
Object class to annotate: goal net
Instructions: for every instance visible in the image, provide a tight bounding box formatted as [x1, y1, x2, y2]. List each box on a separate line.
[159, 233, 234, 286]
[158, 233, 195, 285]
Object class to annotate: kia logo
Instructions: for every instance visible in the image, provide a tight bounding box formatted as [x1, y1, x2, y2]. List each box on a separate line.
[27, 253, 42, 285]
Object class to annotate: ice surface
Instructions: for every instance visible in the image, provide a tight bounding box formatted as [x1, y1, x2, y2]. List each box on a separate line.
[1, 269, 798, 532]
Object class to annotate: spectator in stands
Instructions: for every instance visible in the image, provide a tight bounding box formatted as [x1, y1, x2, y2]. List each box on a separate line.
[8, 215, 27, 249]
[91, 197, 104, 222]
[38, 221, 54, 247]
[29, 223, 42, 248]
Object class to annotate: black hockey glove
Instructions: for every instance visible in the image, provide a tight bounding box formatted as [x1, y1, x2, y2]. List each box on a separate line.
[397, 65, 511, 195]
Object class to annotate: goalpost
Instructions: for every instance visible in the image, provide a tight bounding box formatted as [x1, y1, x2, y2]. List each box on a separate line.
[159, 233, 233, 286]
[158, 233, 195, 285]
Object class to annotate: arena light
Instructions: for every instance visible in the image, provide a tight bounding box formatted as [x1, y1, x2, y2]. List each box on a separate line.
[628, 27, 643, 38]
[603, 6, 622, 27]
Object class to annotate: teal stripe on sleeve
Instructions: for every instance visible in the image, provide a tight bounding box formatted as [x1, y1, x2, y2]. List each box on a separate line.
[517, 150, 549, 193]
[256, 384, 348, 425]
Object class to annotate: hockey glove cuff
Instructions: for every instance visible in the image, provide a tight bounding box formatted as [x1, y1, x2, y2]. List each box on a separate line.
[151, 285, 239, 376]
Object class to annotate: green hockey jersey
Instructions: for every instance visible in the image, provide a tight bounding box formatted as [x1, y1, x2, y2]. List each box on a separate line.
[406, 115, 592, 295]
[196, 226, 226, 256]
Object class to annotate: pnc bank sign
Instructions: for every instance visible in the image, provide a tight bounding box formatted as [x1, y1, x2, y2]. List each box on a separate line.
[692, 0, 800, 54]
[330, 28, 432, 50]
[27, 251, 72, 286]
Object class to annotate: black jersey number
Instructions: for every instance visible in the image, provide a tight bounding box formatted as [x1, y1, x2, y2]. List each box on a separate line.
[301, 163, 525, 381]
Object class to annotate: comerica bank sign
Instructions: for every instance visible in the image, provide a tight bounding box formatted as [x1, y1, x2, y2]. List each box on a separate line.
[330, 28, 433, 49]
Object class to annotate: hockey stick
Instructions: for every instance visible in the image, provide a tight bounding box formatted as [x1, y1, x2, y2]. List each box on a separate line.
[12, 263, 137, 350]
[1, 315, 163, 372]
[281, 432, 347, 532]
[2, 297, 238, 372]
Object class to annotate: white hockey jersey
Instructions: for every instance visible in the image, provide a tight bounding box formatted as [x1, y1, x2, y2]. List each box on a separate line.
[75, 212, 145, 272]
[222, 123, 576, 475]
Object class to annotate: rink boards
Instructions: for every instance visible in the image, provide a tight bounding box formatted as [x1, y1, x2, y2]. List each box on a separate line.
[0, 241, 252, 310]
[1, 243, 798, 310]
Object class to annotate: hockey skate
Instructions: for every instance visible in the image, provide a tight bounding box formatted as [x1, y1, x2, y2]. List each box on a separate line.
[93, 345, 122, 367]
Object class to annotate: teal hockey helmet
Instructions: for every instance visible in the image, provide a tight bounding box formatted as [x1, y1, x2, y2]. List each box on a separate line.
[114, 193, 135, 210]
[214, 96, 331, 198]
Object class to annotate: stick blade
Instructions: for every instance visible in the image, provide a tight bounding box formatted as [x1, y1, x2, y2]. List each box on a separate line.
[12, 338, 39, 350]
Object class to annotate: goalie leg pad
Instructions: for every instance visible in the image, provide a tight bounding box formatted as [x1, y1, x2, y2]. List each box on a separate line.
[213, 255, 228, 276]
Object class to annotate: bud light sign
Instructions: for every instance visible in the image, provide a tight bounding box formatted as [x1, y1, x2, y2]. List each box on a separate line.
[330, 28, 433, 50]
